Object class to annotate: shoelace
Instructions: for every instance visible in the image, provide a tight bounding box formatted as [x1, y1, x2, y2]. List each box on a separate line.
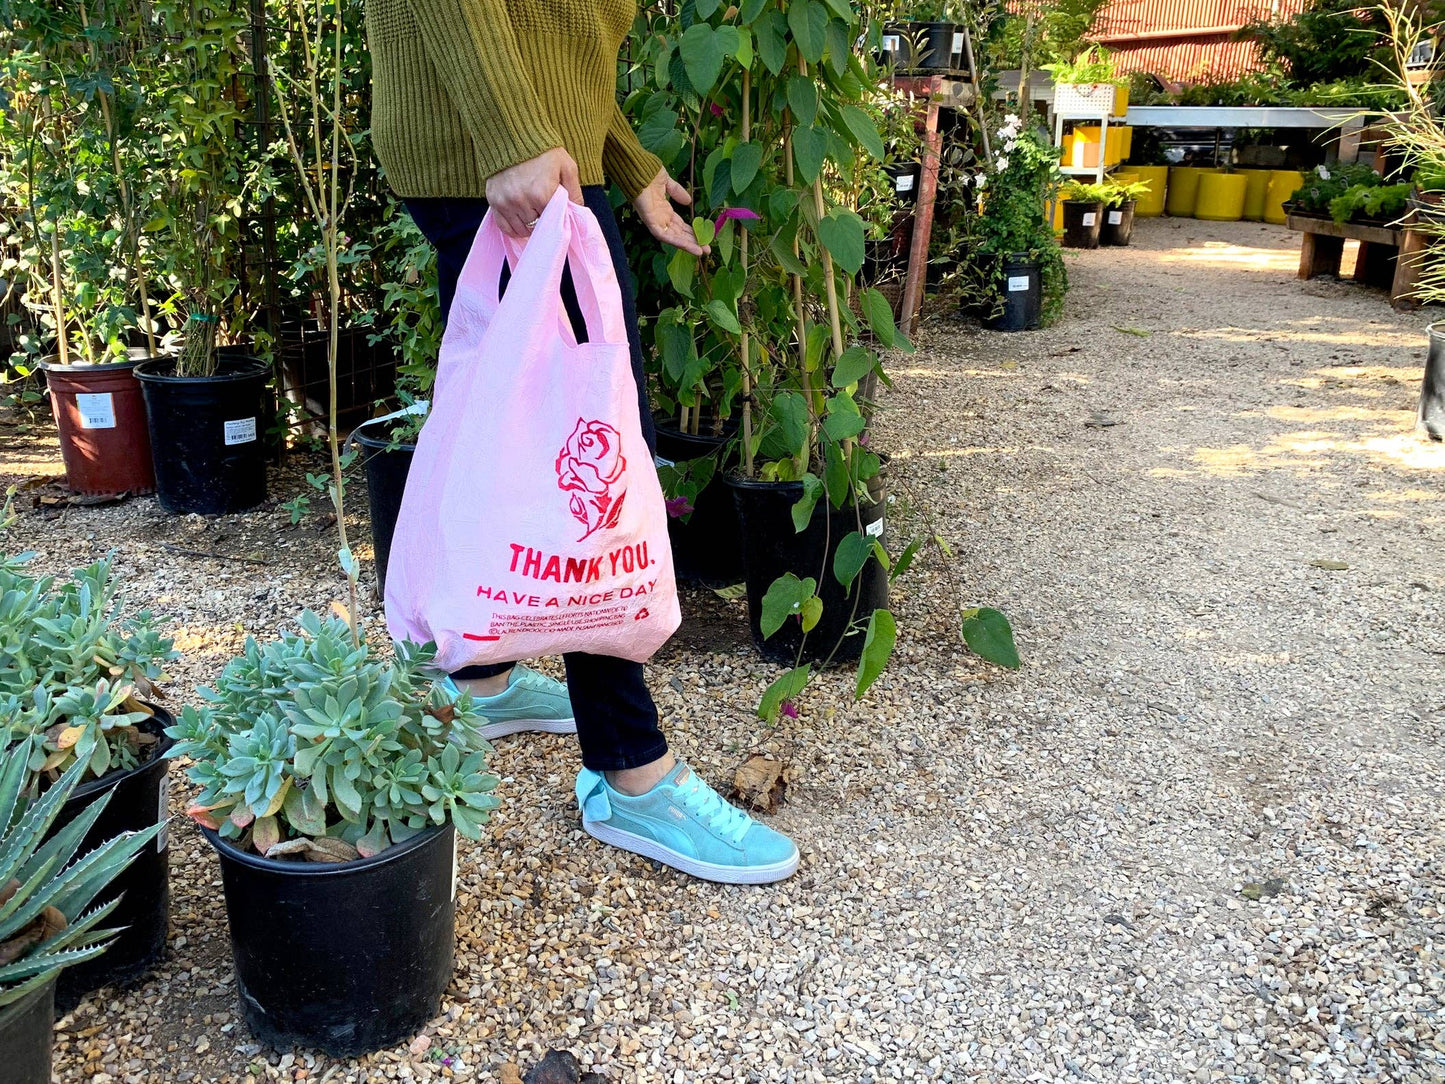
[674, 771, 751, 845]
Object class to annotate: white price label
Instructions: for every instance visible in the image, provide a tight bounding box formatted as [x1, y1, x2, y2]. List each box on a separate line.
[865, 517, 884, 538]
[1108, 210, 1123, 225]
[156, 771, 171, 853]
[882, 34, 900, 52]
[895, 174, 915, 193]
[223, 417, 258, 446]
[451, 832, 460, 902]
[1081, 212, 1097, 227]
[952, 32, 964, 52]
[75, 392, 116, 430]
[1007, 275, 1031, 293]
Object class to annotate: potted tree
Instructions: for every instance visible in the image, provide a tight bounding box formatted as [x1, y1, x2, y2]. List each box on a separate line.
[879, 0, 963, 75]
[1, 0, 160, 498]
[1099, 179, 1150, 246]
[0, 756, 165, 1084]
[0, 538, 177, 1009]
[1059, 180, 1108, 248]
[134, 2, 270, 516]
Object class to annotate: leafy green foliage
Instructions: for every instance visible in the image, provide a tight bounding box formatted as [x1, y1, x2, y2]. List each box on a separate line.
[1, 553, 176, 793]
[960, 606, 1020, 670]
[0, 755, 163, 1009]
[1041, 46, 1121, 86]
[1288, 162, 1385, 215]
[1327, 183, 1411, 225]
[164, 614, 500, 859]
[1238, 0, 1391, 89]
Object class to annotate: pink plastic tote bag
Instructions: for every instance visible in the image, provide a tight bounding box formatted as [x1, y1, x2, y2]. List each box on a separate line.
[385, 187, 680, 669]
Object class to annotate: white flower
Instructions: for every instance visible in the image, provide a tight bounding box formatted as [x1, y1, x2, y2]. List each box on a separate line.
[1004, 139, 1017, 153]
[1315, 164, 1331, 179]
[974, 172, 988, 189]
[995, 155, 1009, 171]
[1005, 113, 1020, 126]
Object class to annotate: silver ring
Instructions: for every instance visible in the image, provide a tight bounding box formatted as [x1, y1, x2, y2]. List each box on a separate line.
[525, 218, 539, 228]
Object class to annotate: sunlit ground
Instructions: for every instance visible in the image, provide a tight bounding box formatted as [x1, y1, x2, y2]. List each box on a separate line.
[1154, 241, 1299, 274]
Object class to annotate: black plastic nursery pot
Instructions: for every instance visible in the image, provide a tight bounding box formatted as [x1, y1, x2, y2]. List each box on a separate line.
[654, 422, 743, 586]
[0, 974, 56, 1084]
[1099, 199, 1137, 247]
[135, 356, 270, 515]
[1061, 200, 1104, 249]
[886, 162, 922, 205]
[726, 474, 888, 665]
[48, 709, 174, 1012]
[352, 419, 416, 595]
[881, 21, 958, 73]
[987, 255, 1043, 333]
[1421, 322, 1445, 441]
[204, 822, 456, 1056]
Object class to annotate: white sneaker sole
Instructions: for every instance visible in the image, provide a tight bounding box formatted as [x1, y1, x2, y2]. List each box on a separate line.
[582, 818, 800, 885]
[479, 716, 577, 740]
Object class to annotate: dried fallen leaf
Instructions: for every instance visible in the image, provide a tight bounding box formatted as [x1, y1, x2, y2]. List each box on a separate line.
[729, 755, 787, 814]
[1309, 559, 1349, 571]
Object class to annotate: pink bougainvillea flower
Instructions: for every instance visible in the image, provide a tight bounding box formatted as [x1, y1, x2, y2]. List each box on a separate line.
[713, 207, 761, 234]
[780, 700, 799, 719]
[665, 496, 694, 519]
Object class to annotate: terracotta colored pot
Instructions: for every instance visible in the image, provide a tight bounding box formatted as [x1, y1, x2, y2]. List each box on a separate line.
[40, 352, 157, 497]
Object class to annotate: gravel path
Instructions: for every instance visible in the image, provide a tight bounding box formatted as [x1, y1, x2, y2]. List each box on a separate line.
[3, 218, 1442, 1083]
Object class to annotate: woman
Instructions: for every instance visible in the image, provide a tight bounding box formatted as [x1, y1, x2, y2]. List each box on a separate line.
[366, 0, 798, 884]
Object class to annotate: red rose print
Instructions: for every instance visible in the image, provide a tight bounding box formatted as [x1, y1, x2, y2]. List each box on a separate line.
[556, 418, 628, 540]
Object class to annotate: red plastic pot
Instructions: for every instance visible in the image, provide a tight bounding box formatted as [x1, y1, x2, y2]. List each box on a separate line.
[40, 351, 156, 497]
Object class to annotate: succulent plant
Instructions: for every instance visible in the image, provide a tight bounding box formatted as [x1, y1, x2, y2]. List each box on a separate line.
[0, 552, 177, 794]
[165, 613, 500, 861]
[0, 754, 164, 1009]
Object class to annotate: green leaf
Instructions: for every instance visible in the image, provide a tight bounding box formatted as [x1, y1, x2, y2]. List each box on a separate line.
[822, 400, 866, 440]
[817, 210, 865, 274]
[792, 125, 827, 184]
[855, 610, 897, 698]
[760, 574, 817, 639]
[730, 142, 763, 193]
[695, 0, 722, 18]
[823, 440, 850, 506]
[765, 391, 809, 460]
[821, 0, 854, 21]
[680, 24, 727, 93]
[791, 474, 824, 531]
[890, 538, 923, 581]
[961, 607, 1021, 670]
[831, 345, 875, 388]
[759, 665, 811, 722]
[705, 298, 742, 334]
[693, 217, 717, 247]
[787, 77, 819, 127]
[667, 248, 697, 298]
[740, 0, 769, 21]
[838, 105, 885, 160]
[787, 0, 829, 63]
[800, 595, 824, 632]
[754, 7, 788, 73]
[824, 18, 852, 76]
[860, 288, 897, 347]
[734, 26, 754, 67]
[833, 530, 872, 587]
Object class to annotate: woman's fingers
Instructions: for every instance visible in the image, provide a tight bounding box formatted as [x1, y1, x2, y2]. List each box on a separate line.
[665, 176, 692, 206]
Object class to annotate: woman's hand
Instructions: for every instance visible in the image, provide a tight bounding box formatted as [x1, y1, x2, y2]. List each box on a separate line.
[633, 170, 710, 256]
[485, 148, 583, 238]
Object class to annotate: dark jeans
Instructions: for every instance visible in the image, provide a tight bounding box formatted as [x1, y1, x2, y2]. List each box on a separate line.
[404, 188, 666, 773]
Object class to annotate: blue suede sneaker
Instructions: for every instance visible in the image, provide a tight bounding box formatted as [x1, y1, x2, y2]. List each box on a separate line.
[575, 762, 799, 884]
[444, 664, 576, 741]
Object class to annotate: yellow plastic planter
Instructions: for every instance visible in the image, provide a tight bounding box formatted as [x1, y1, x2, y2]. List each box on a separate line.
[1265, 170, 1305, 224]
[1104, 126, 1127, 166]
[1241, 169, 1272, 221]
[1166, 167, 1205, 216]
[1195, 172, 1248, 221]
[1071, 126, 1102, 169]
[1133, 165, 1168, 217]
[1113, 84, 1130, 117]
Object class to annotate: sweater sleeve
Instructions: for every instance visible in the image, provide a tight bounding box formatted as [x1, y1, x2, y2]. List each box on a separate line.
[401, 0, 563, 179]
[602, 102, 664, 200]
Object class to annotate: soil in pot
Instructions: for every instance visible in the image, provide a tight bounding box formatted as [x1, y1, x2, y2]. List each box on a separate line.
[206, 822, 456, 1056]
[655, 422, 743, 586]
[51, 708, 175, 1014]
[40, 351, 157, 498]
[1061, 200, 1104, 248]
[1099, 200, 1137, 246]
[986, 255, 1042, 332]
[352, 420, 416, 595]
[135, 356, 269, 515]
[726, 474, 888, 665]
[0, 974, 56, 1084]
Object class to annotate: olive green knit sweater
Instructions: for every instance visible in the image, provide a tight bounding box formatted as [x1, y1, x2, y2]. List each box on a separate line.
[365, 0, 662, 199]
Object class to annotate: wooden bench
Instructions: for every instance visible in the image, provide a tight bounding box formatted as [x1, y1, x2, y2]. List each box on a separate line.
[1287, 212, 1430, 310]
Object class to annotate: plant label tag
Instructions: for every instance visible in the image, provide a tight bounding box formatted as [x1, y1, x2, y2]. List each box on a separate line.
[896, 174, 915, 193]
[865, 517, 884, 538]
[1108, 210, 1123, 225]
[653, 454, 675, 469]
[882, 34, 899, 52]
[224, 417, 258, 446]
[450, 832, 460, 902]
[156, 771, 170, 853]
[952, 32, 964, 52]
[1007, 275, 1030, 292]
[1082, 212, 1097, 227]
[75, 392, 116, 430]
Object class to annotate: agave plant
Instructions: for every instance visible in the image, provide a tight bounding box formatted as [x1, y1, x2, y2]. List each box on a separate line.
[165, 613, 500, 861]
[0, 755, 164, 1008]
[0, 554, 176, 793]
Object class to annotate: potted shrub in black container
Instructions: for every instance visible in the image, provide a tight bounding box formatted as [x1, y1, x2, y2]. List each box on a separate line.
[880, 2, 962, 75]
[1099, 180, 1148, 247]
[654, 417, 744, 586]
[0, 546, 178, 1011]
[165, 614, 499, 1056]
[1060, 181, 1108, 248]
[0, 756, 164, 1084]
[351, 401, 428, 595]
